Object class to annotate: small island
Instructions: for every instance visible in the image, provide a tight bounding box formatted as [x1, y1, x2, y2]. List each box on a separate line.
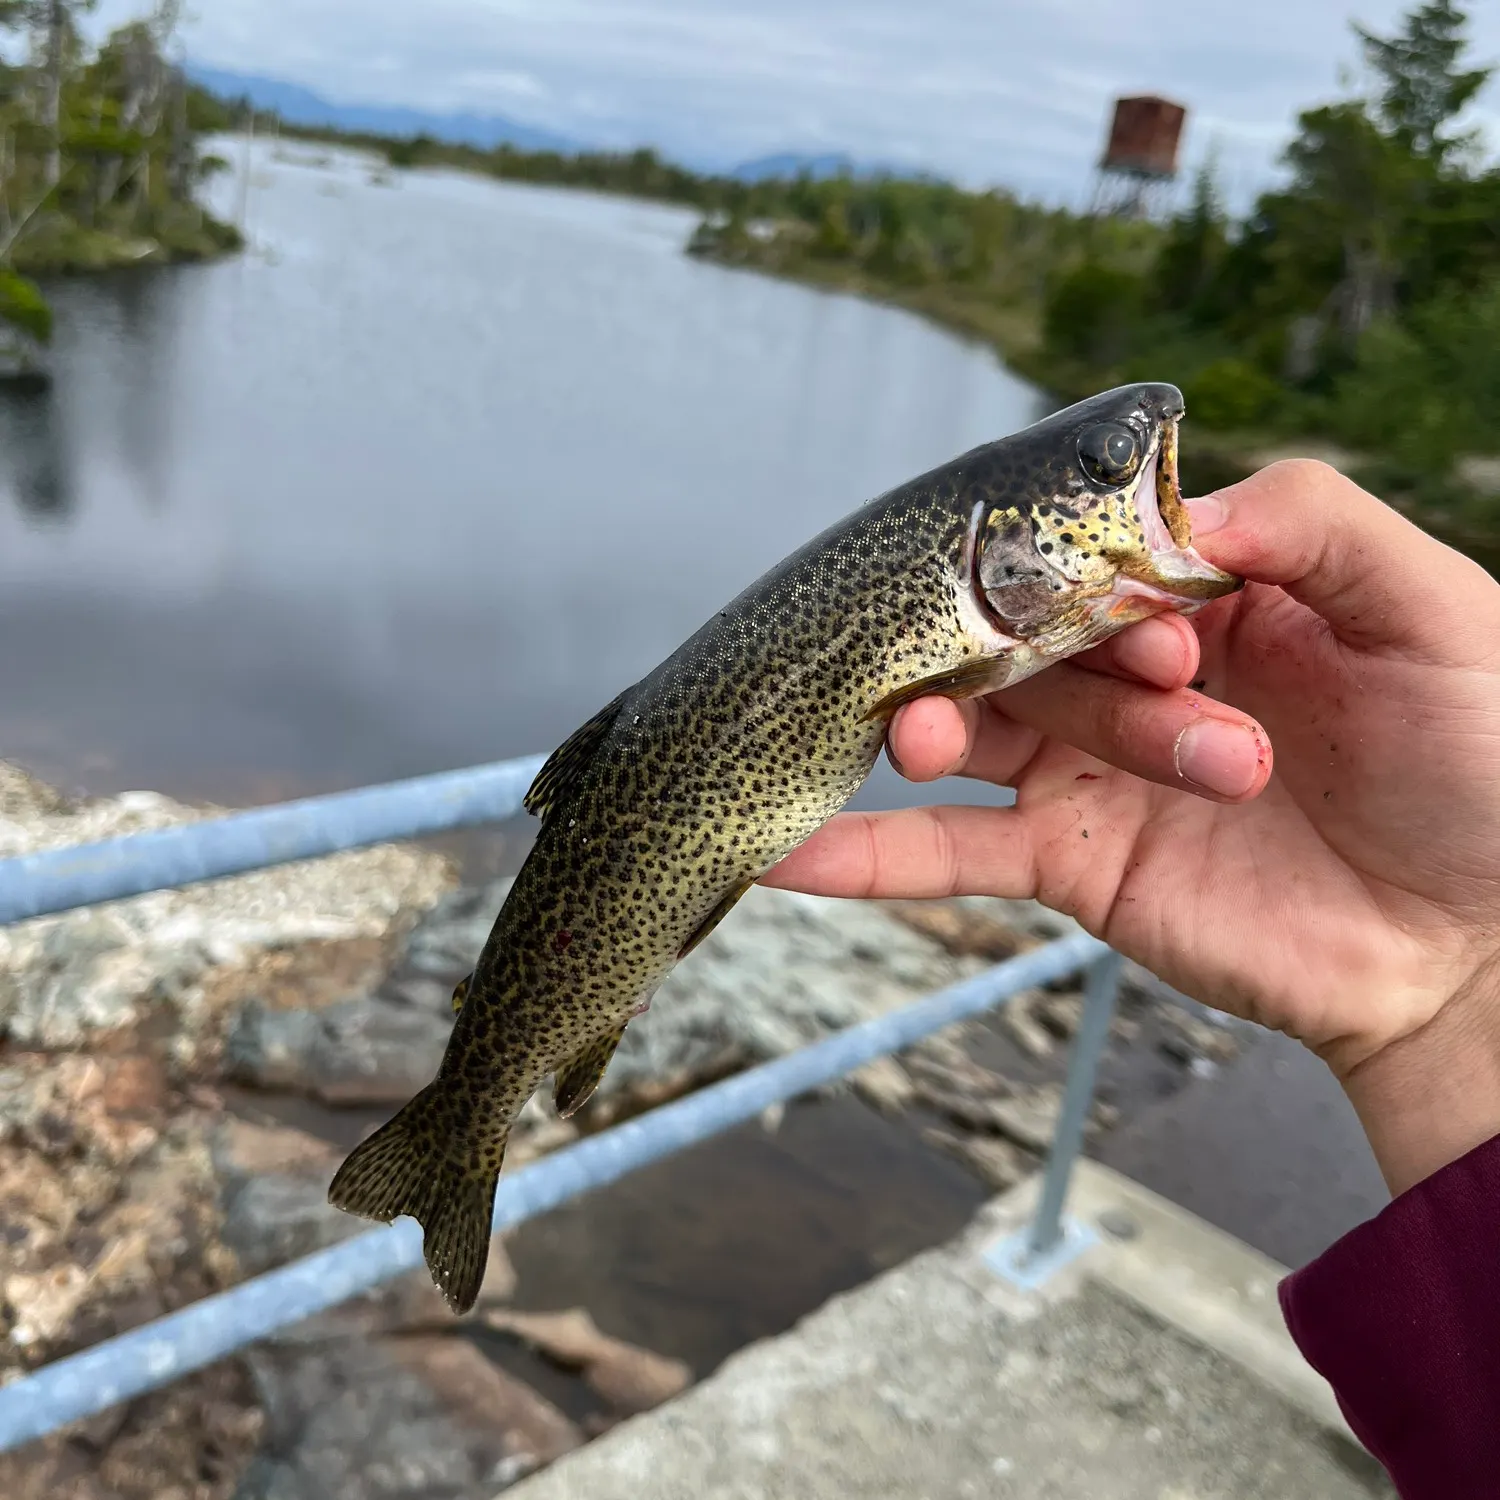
[0, 0, 242, 383]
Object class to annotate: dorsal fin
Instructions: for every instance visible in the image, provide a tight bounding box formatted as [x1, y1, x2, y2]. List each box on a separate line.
[523, 689, 630, 822]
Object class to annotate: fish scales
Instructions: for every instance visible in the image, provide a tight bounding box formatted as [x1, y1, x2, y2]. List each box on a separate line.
[328, 382, 1242, 1312]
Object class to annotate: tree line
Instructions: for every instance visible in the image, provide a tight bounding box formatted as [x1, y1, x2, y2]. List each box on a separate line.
[689, 3, 1499, 515]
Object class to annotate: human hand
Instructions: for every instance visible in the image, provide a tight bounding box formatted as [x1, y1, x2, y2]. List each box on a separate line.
[764, 461, 1500, 1192]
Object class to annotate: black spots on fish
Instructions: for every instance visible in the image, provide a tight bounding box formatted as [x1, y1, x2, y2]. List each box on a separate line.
[1040, 542, 1054, 555]
[552, 929, 573, 953]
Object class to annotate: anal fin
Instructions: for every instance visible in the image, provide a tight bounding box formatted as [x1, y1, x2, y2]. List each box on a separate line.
[553, 1026, 627, 1118]
[678, 879, 752, 961]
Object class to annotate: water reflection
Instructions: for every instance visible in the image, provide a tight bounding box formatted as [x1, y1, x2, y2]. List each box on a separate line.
[0, 382, 70, 520]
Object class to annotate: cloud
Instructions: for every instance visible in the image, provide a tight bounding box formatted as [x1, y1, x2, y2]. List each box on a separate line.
[91, 0, 1500, 205]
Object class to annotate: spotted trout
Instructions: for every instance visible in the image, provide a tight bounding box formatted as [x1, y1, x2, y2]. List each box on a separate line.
[328, 381, 1241, 1311]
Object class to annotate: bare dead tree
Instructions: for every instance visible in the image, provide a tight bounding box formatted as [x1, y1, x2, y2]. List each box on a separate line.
[36, 0, 67, 190]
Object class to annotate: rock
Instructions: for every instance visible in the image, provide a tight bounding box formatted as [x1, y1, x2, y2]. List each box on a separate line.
[913, 1085, 1019, 1135]
[879, 901, 1023, 960]
[850, 1056, 916, 1115]
[591, 886, 991, 1109]
[1037, 993, 1083, 1039]
[378, 974, 453, 1013]
[0, 916, 198, 1047]
[0, 1053, 162, 1165]
[225, 996, 452, 1105]
[481, 1307, 691, 1415]
[0, 765, 453, 1052]
[1158, 1033, 1197, 1065]
[920, 1128, 1027, 1191]
[223, 1003, 324, 1091]
[385, 1336, 583, 1465]
[239, 1336, 558, 1500]
[1000, 990, 1053, 1059]
[0, 761, 71, 818]
[0, 1358, 263, 1500]
[220, 1173, 366, 1277]
[4, 1263, 90, 1348]
[213, 1118, 341, 1182]
[990, 1085, 1064, 1153]
[1157, 1006, 1242, 1065]
[904, 1037, 1007, 1099]
[393, 880, 511, 981]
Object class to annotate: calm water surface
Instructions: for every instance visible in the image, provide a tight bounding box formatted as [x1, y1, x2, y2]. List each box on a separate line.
[0, 138, 1046, 813]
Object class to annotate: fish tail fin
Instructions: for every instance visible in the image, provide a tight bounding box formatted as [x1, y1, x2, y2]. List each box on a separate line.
[327, 1083, 505, 1315]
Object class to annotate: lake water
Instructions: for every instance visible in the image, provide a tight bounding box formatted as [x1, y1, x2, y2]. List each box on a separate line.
[0, 137, 1046, 821]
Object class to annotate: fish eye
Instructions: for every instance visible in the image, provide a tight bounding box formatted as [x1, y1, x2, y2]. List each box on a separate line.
[1078, 423, 1140, 486]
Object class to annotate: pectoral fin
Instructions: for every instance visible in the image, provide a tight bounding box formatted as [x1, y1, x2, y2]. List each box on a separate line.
[863, 656, 1017, 722]
[553, 1026, 627, 1118]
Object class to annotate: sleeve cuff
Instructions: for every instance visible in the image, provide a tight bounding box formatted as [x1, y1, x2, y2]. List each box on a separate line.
[1279, 1131, 1500, 1496]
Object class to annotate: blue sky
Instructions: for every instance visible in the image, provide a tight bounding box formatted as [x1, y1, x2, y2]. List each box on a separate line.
[93, 0, 1500, 207]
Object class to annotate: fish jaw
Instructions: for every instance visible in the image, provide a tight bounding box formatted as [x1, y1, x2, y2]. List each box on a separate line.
[1116, 428, 1242, 605]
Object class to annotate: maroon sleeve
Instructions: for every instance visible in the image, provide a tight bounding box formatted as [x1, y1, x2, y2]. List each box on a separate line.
[1279, 1132, 1500, 1497]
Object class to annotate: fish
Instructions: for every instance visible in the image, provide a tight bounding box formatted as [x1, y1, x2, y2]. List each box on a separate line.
[327, 381, 1241, 1312]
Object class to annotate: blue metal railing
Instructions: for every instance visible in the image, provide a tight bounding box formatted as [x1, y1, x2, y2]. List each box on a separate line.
[0, 756, 547, 926]
[0, 754, 1121, 1455]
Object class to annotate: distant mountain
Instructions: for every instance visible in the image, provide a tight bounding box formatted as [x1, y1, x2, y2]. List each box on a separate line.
[185, 64, 580, 154]
[729, 151, 897, 182]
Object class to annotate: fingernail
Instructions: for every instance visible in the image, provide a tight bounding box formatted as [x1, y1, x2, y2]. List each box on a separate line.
[1174, 720, 1262, 798]
[1186, 495, 1228, 535]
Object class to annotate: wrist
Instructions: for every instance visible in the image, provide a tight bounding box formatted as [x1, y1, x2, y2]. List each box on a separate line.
[1339, 954, 1500, 1197]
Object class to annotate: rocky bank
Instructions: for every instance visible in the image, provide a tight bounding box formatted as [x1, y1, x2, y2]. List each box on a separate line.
[0, 761, 1247, 1499]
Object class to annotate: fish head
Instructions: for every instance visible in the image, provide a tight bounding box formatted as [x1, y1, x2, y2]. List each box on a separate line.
[970, 382, 1242, 660]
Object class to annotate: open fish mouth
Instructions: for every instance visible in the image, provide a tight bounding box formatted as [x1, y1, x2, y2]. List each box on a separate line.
[1115, 415, 1242, 607]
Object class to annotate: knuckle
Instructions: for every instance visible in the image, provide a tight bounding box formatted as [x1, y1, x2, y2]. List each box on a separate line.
[1266, 456, 1345, 496]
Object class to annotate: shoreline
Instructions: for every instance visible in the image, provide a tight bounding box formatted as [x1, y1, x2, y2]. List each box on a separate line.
[682, 232, 1500, 572]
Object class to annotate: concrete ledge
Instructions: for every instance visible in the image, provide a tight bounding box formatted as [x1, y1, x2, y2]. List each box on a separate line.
[982, 1159, 1358, 1446]
[505, 1163, 1389, 1498]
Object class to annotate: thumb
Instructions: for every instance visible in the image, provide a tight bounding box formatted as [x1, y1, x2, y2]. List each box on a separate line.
[1187, 459, 1497, 660]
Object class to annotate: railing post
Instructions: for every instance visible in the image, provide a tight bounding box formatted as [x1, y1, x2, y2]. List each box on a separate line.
[1025, 948, 1123, 1261]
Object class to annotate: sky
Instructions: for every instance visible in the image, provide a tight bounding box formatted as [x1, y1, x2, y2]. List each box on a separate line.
[90, 0, 1500, 209]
